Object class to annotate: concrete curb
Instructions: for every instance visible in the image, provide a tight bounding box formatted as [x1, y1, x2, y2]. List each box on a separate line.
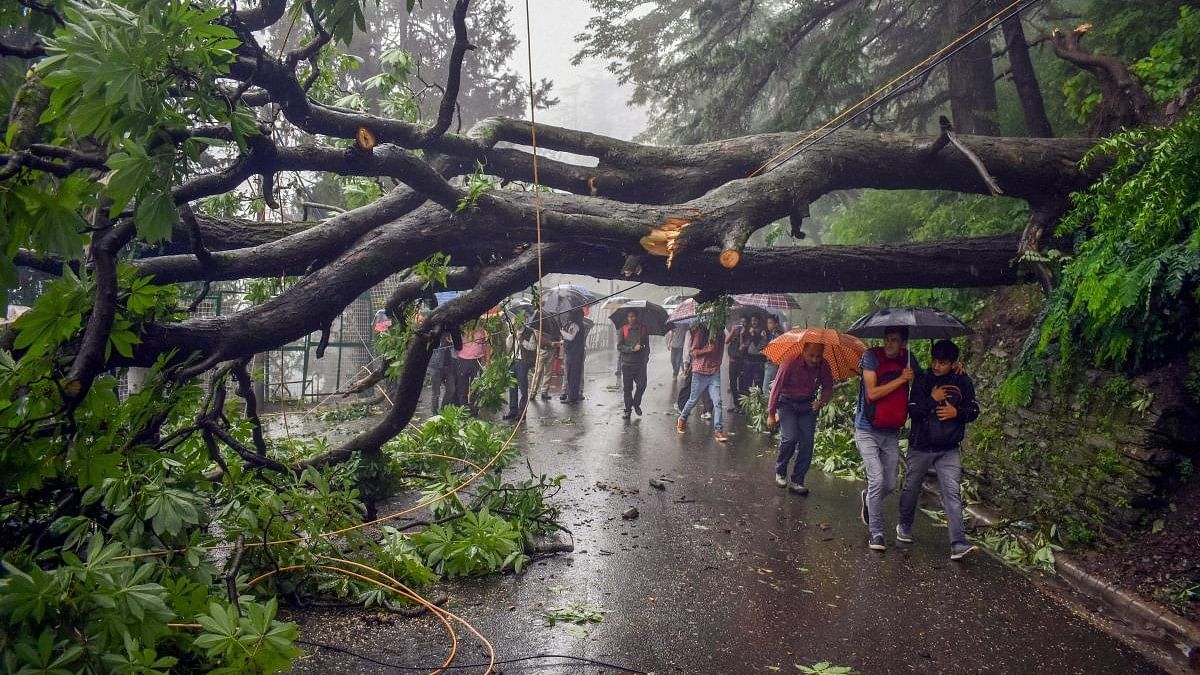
[919, 482, 1200, 660]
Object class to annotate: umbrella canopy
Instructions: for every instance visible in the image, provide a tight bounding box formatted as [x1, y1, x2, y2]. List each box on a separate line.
[762, 328, 867, 381]
[524, 309, 560, 334]
[728, 304, 771, 326]
[667, 298, 698, 322]
[503, 298, 535, 320]
[732, 293, 801, 311]
[540, 285, 596, 315]
[608, 300, 669, 335]
[846, 306, 971, 340]
[665, 316, 696, 331]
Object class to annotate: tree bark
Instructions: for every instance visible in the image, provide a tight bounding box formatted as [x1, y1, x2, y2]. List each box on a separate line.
[946, 0, 1000, 135]
[1002, 15, 1055, 137]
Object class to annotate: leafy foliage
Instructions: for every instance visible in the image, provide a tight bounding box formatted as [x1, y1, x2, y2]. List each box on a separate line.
[1037, 107, 1200, 369]
[812, 387, 866, 482]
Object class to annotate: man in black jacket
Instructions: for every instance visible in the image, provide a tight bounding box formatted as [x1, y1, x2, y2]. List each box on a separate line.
[896, 339, 981, 560]
[616, 309, 650, 419]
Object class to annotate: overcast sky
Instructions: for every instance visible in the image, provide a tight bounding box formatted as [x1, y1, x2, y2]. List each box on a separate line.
[507, 0, 648, 141]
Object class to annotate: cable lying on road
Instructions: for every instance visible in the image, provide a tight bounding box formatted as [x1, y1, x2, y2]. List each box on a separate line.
[296, 639, 650, 674]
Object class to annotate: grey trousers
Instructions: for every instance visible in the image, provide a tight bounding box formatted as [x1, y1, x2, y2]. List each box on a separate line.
[899, 449, 968, 547]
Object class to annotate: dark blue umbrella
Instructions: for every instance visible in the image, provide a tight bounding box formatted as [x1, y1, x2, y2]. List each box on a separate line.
[846, 306, 970, 340]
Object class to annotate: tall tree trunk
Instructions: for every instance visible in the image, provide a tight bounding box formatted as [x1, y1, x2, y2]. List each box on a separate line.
[946, 0, 1000, 135]
[1003, 15, 1055, 137]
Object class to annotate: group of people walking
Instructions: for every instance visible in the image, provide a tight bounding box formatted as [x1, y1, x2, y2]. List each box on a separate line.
[430, 301, 981, 560]
[764, 327, 980, 559]
[663, 315, 981, 559]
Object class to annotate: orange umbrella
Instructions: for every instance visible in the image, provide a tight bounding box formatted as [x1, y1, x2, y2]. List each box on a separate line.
[762, 328, 867, 381]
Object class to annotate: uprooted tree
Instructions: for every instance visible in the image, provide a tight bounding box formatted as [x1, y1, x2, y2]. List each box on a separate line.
[1, 0, 1196, 671]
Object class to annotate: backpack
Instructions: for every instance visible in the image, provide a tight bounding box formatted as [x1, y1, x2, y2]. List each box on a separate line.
[862, 346, 912, 430]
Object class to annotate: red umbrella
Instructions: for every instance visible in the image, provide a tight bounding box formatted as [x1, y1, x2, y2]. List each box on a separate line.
[732, 293, 800, 311]
[668, 298, 698, 322]
[762, 328, 866, 381]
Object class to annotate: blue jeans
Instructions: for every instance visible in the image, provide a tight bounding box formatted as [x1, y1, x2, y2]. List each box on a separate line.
[899, 449, 968, 547]
[774, 398, 816, 484]
[680, 371, 723, 431]
[854, 427, 901, 537]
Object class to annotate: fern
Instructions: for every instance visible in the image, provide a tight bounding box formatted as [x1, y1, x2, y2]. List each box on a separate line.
[1037, 107, 1200, 370]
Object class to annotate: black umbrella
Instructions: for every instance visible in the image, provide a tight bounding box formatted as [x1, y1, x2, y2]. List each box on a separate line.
[846, 306, 971, 340]
[608, 300, 669, 336]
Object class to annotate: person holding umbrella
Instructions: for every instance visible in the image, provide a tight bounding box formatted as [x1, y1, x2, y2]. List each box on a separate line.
[615, 308, 650, 419]
[846, 307, 971, 551]
[763, 328, 865, 495]
[559, 308, 588, 403]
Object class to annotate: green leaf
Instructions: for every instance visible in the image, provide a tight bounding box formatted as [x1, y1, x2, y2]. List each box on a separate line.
[133, 188, 177, 243]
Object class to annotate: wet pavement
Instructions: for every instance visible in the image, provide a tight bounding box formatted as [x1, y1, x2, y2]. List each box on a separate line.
[290, 346, 1163, 674]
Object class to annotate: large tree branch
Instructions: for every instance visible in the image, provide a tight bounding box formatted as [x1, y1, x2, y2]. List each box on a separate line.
[135, 185, 426, 282]
[223, 0, 288, 32]
[305, 245, 555, 467]
[134, 128, 1098, 285]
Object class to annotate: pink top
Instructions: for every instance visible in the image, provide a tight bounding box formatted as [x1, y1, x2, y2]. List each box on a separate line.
[457, 328, 488, 361]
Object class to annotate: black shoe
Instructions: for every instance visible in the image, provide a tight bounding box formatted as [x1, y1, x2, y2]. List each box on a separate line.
[860, 490, 869, 526]
[502, 411, 518, 421]
[540, 393, 551, 400]
[559, 395, 568, 402]
[634, 405, 642, 416]
[622, 410, 631, 420]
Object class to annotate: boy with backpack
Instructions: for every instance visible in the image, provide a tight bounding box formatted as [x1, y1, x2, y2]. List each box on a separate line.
[855, 326, 919, 550]
[897, 339, 980, 560]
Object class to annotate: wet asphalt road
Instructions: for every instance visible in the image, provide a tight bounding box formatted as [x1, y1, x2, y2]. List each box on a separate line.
[291, 345, 1162, 674]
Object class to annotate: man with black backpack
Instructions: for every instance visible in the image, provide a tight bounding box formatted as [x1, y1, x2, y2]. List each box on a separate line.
[897, 339, 980, 560]
[855, 326, 919, 551]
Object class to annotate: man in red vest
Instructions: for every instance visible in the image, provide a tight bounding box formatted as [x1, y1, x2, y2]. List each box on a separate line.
[854, 326, 919, 551]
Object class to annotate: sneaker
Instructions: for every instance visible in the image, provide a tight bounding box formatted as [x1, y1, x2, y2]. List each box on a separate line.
[622, 409, 631, 420]
[774, 474, 788, 488]
[676, 418, 686, 434]
[859, 490, 869, 526]
[868, 534, 886, 551]
[714, 431, 728, 443]
[895, 525, 913, 543]
[788, 482, 809, 496]
[700, 411, 712, 420]
[559, 394, 568, 402]
[540, 392, 551, 400]
[634, 405, 642, 416]
[950, 543, 978, 560]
